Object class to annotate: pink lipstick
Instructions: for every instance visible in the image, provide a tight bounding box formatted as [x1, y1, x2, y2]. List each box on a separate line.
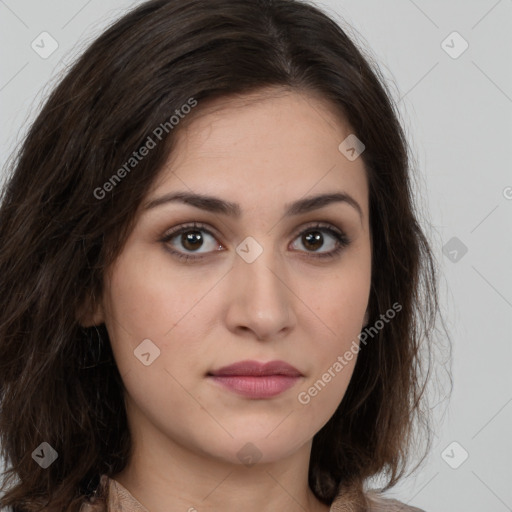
[207, 360, 302, 399]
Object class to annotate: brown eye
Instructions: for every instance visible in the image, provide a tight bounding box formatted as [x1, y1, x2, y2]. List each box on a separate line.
[301, 231, 324, 251]
[290, 224, 350, 259]
[164, 227, 221, 253]
[161, 221, 350, 263]
[160, 222, 224, 262]
[180, 230, 205, 251]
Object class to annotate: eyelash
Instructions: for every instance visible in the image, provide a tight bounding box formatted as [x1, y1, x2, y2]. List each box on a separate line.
[160, 221, 351, 263]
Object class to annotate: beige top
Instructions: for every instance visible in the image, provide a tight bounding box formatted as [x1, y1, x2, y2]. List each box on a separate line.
[79, 474, 425, 512]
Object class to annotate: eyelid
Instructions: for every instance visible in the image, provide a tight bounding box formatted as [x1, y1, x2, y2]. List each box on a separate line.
[160, 221, 219, 243]
[160, 220, 351, 261]
[291, 220, 347, 239]
[161, 220, 347, 241]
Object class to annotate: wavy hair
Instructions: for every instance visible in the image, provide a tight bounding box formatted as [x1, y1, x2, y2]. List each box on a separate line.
[0, 0, 448, 510]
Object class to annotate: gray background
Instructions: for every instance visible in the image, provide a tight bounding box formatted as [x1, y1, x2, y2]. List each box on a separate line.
[1, 1, 511, 511]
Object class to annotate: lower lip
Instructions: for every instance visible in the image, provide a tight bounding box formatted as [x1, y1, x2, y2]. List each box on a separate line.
[208, 375, 301, 398]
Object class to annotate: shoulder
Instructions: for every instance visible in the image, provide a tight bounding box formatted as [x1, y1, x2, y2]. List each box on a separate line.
[78, 475, 110, 512]
[79, 499, 108, 512]
[329, 488, 426, 512]
[364, 490, 426, 512]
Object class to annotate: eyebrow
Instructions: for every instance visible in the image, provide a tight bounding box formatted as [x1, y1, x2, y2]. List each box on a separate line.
[144, 191, 363, 221]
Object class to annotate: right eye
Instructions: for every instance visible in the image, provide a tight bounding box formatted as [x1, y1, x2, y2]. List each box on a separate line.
[160, 222, 224, 262]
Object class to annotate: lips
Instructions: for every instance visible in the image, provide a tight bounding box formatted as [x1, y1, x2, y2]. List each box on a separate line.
[208, 360, 302, 377]
[207, 360, 303, 399]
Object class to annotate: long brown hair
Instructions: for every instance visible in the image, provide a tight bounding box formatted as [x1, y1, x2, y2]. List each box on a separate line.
[0, 0, 449, 510]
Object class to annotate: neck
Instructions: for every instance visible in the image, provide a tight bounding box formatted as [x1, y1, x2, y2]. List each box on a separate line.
[112, 413, 330, 512]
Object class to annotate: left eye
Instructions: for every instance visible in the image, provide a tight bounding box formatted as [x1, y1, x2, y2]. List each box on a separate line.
[161, 222, 350, 261]
[164, 225, 222, 255]
[290, 228, 341, 253]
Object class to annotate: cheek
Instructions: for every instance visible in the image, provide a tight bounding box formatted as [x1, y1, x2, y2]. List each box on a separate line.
[104, 248, 197, 338]
[101, 252, 177, 369]
[292, 263, 370, 422]
[101, 256, 206, 425]
[302, 263, 370, 345]
[294, 352, 357, 438]
[102, 248, 218, 381]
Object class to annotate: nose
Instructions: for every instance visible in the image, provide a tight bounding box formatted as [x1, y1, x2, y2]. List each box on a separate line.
[224, 245, 296, 341]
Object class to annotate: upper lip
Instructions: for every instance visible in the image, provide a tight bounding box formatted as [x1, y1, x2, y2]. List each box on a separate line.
[208, 360, 302, 377]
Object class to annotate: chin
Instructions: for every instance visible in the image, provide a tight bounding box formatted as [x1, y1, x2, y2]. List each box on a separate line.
[201, 430, 310, 467]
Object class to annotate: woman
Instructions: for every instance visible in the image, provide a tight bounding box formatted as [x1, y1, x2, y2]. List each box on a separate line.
[0, 0, 445, 510]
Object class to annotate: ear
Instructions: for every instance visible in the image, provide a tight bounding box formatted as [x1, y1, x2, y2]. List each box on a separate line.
[76, 291, 105, 327]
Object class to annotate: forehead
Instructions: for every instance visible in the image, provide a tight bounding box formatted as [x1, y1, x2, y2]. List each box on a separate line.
[150, 88, 368, 216]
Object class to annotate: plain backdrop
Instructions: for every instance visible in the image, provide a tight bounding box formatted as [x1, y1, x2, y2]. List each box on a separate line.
[1, 1, 511, 511]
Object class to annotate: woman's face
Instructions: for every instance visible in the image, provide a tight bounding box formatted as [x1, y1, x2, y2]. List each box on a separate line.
[95, 89, 372, 466]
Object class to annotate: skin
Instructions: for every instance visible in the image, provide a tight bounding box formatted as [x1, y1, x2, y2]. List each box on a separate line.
[86, 87, 372, 512]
